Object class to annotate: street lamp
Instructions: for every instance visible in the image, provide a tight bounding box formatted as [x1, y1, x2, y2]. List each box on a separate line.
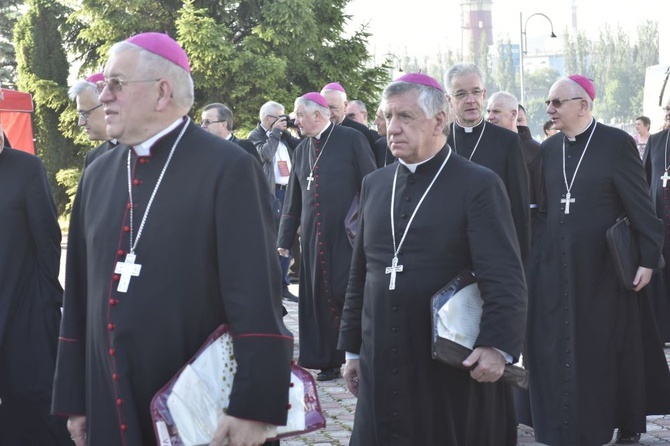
[383, 53, 404, 76]
[519, 12, 557, 105]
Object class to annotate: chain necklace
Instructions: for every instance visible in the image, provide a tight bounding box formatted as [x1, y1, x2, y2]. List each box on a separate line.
[661, 130, 670, 188]
[452, 119, 486, 161]
[306, 124, 334, 190]
[386, 148, 452, 290]
[113, 118, 189, 293]
[561, 119, 597, 214]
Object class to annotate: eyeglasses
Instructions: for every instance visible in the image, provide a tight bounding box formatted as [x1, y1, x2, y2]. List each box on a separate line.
[96, 78, 160, 94]
[201, 119, 226, 127]
[78, 103, 103, 121]
[545, 97, 583, 108]
[450, 89, 484, 100]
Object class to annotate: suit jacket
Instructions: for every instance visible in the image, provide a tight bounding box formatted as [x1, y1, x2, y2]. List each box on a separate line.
[248, 125, 301, 193]
[341, 117, 375, 154]
[230, 134, 262, 165]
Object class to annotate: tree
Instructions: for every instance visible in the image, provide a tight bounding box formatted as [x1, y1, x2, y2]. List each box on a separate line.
[14, 0, 80, 213]
[0, 0, 22, 85]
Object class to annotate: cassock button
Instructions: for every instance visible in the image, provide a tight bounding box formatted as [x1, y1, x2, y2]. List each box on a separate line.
[109, 348, 115, 356]
[133, 179, 141, 186]
[401, 213, 407, 219]
[120, 424, 128, 432]
[392, 369, 397, 374]
[108, 323, 115, 331]
[113, 274, 120, 281]
[109, 298, 118, 306]
[117, 249, 125, 256]
[392, 306, 398, 312]
[123, 225, 130, 232]
[391, 327, 398, 332]
[113, 373, 119, 381]
[565, 363, 570, 368]
[117, 398, 123, 406]
[404, 197, 411, 202]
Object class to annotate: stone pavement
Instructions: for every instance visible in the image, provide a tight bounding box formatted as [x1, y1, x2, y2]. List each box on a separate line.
[281, 287, 670, 446]
[58, 243, 670, 445]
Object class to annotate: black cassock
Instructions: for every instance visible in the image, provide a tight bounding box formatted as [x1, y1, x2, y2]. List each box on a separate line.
[0, 148, 70, 445]
[52, 120, 294, 445]
[338, 146, 527, 445]
[643, 128, 670, 342]
[448, 120, 530, 258]
[278, 123, 376, 370]
[527, 121, 670, 446]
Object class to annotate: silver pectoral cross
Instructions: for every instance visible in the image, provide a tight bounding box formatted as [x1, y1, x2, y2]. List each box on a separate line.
[114, 253, 142, 293]
[306, 172, 314, 190]
[561, 192, 575, 214]
[385, 256, 404, 290]
[662, 171, 670, 188]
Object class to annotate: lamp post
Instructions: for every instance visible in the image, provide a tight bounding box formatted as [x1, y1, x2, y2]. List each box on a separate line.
[383, 53, 404, 77]
[519, 12, 557, 105]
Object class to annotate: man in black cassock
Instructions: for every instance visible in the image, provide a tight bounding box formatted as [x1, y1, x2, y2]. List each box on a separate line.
[445, 63, 530, 258]
[277, 92, 376, 381]
[338, 73, 527, 445]
[643, 98, 670, 343]
[0, 126, 71, 445]
[526, 75, 670, 446]
[69, 73, 118, 170]
[52, 33, 293, 446]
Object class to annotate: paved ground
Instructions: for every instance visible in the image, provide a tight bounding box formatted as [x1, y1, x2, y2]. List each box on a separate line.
[58, 242, 670, 445]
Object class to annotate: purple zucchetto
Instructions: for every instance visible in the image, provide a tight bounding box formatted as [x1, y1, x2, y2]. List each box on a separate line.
[302, 92, 328, 108]
[86, 72, 105, 84]
[568, 74, 595, 100]
[394, 72, 444, 92]
[126, 32, 190, 73]
[321, 82, 346, 93]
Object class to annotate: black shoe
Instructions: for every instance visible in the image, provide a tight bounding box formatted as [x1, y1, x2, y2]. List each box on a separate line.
[615, 429, 641, 444]
[281, 288, 298, 302]
[316, 367, 341, 381]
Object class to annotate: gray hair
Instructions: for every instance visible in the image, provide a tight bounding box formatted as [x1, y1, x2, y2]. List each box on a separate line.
[320, 88, 347, 102]
[259, 101, 284, 121]
[108, 41, 195, 110]
[445, 63, 484, 93]
[488, 91, 518, 113]
[382, 81, 448, 120]
[68, 80, 99, 101]
[294, 96, 331, 119]
[563, 77, 594, 111]
[349, 99, 367, 113]
[203, 102, 234, 130]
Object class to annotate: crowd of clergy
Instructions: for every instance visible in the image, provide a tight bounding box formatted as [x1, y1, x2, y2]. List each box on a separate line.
[2, 31, 670, 446]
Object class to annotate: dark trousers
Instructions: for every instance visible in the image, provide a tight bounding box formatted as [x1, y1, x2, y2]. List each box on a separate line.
[275, 187, 291, 289]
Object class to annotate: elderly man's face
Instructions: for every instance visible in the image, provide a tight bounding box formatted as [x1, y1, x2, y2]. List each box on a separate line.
[346, 102, 367, 124]
[373, 107, 387, 136]
[486, 98, 516, 131]
[546, 80, 586, 135]
[384, 89, 445, 164]
[295, 103, 321, 138]
[322, 91, 345, 124]
[76, 89, 107, 141]
[100, 49, 161, 145]
[447, 72, 486, 127]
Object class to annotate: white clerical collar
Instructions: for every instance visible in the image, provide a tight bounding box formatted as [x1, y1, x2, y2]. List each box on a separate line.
[454, 117, 484, 134]
[225, 134, 233, 141]
[315, 122, 332, 140]
[565, 118, 594, 142]
[133, 117, 185, 156]
[398, 153, 438, 173]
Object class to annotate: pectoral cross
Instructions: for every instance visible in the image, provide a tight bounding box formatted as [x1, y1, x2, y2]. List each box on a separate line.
[306, 172, 315, 190]
[662, 171, 670, 188]
[114, 253, 142, 293]
[385, 256, 404, 290]
[561, 192, 575, 214]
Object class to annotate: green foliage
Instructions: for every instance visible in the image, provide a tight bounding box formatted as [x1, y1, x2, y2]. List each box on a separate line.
[55, 166, 81, 219]
[0, 0, 21, 85]
[14, 0, 81, 214]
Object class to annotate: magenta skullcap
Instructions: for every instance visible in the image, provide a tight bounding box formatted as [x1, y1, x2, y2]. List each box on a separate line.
[126, 32, 190, 73]
[394, 72, 444, 92]
[568, 74, 595, 100]
[86, 72, 105, 83]
[321, 82, 346, 93]
[302, 92, 328, 108]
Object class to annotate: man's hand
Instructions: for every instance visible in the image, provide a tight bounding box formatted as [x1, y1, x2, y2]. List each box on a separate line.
[343, 359, 361, 397]
[210, 415, 270, 446]
[633, 266, 653, 291]
[277, 248, 290, 258]
[462, 346, 505, 383]
[272, 116, 288, 132]
[67, 415, 87, 446]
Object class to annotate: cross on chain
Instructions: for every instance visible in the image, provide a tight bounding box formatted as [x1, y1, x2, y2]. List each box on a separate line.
[306, 172, 315, 190]
[385, 256, 404, 290]
[114, 253, 142, 293]
[662, 171, 670, 188]
[561, 192, 575, 214]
